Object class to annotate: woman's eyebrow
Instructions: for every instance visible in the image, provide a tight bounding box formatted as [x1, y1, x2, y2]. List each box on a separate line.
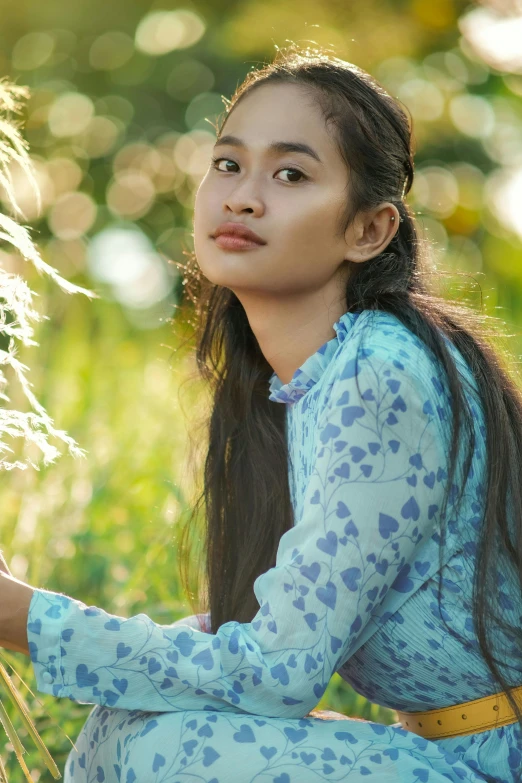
[214, 134, 323, 164]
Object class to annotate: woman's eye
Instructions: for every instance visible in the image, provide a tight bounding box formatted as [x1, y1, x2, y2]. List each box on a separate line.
[277, 168, 306, 183]
[211, 157, 239, 173]
[210, 157, 307, 183]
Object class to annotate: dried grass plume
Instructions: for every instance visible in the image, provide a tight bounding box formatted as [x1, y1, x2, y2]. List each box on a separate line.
[0, 77, 97, 471]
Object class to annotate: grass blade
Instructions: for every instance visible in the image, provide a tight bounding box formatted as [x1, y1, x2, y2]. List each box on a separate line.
[0, 662, 61, 779]
[0, 746, 10, 782]
[0, 699, 34, 783]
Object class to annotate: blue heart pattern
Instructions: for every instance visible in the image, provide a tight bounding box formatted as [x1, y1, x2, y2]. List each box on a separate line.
[31, 310, 494, 782]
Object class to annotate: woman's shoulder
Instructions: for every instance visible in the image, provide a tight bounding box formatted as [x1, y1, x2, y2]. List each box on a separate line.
[324, 308, 483, 441]
[331, 308, 444, 392]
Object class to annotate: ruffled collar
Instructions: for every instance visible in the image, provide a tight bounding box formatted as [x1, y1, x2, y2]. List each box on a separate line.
[268, 310, 362, 404]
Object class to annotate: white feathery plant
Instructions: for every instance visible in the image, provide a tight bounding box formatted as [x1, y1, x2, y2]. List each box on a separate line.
[0, 77, 96, 470]
[0, 77, 97, 782]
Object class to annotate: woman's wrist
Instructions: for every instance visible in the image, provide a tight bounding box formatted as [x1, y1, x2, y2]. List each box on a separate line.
[0, 572, 35, 656]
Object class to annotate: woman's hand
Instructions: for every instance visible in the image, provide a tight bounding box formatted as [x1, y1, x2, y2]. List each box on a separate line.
[0, 571, 35, 656]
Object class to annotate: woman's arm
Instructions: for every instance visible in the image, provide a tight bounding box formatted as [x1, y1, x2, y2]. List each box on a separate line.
[0, 571, 210, 656]
[20, 340, 465, 718]
[0, 571, 34, 656]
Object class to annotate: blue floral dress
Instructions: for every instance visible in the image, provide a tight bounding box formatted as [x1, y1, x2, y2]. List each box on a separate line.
[27, 309, 522, 782]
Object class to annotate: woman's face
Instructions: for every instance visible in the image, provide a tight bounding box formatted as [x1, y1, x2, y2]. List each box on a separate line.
[193, 81, 355, 300]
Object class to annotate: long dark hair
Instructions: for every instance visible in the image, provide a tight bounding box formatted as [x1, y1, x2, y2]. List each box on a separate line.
[175, 44, 522, 731]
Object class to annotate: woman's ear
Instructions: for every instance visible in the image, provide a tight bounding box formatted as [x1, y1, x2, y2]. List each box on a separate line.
[345, 203, 400, 263]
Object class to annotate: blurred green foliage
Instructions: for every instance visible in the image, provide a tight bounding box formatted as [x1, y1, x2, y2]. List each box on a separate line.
[1, 0, 522, 778]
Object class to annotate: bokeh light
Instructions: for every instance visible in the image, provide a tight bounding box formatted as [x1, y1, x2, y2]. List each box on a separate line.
[450, 163, 485, 211]
[459, 7, 522, 73]
[485, 166, 522, 241]
[106, 171, 156, 220]
[48, 92, 95, 137]
[185, 91, 225, 131]
[12, 31, 55, 70]
[44, 236, 88, 277]
[88, 31, 135, 71]
[174, 130, 215, 180]
[481, 97, 522, 166]
[94, 94, 135, 125]
[166, 59, 215, 101]
[411, 166, 460, 219]
[135, 10, 206, 56]
[449, 94, 495, 138]
[397, 78, 444, 122]
[86, 223, 174, 311]
[47, 191, 98, 240]
[45, 156, 84, 195]
[113, 142, 163, 177]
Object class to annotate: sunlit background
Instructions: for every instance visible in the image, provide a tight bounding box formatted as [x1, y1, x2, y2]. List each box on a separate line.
[1, 0, 522, 778]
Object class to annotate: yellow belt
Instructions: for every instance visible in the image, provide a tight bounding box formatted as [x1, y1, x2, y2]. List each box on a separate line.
[395, 684, 522, 740]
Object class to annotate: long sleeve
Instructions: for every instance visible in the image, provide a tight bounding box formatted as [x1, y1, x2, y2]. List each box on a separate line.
[27, 339, 455, 718]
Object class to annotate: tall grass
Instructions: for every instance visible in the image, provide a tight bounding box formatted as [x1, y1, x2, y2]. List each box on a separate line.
[0, 78, 97, 782]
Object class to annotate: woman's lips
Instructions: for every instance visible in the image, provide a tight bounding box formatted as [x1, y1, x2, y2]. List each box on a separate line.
[213, 235, 265, 250]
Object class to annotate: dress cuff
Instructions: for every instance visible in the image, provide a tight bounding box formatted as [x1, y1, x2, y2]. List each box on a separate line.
[27, 587, 84, 700]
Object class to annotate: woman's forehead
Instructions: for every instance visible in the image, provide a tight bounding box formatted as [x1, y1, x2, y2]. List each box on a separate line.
[221, 85, 338, 160]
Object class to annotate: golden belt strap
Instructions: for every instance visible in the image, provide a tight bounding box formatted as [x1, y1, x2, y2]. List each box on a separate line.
[395, 684, 522, 740]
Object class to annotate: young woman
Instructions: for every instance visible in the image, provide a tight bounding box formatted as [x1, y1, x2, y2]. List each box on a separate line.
[2, 45, 522, 782]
